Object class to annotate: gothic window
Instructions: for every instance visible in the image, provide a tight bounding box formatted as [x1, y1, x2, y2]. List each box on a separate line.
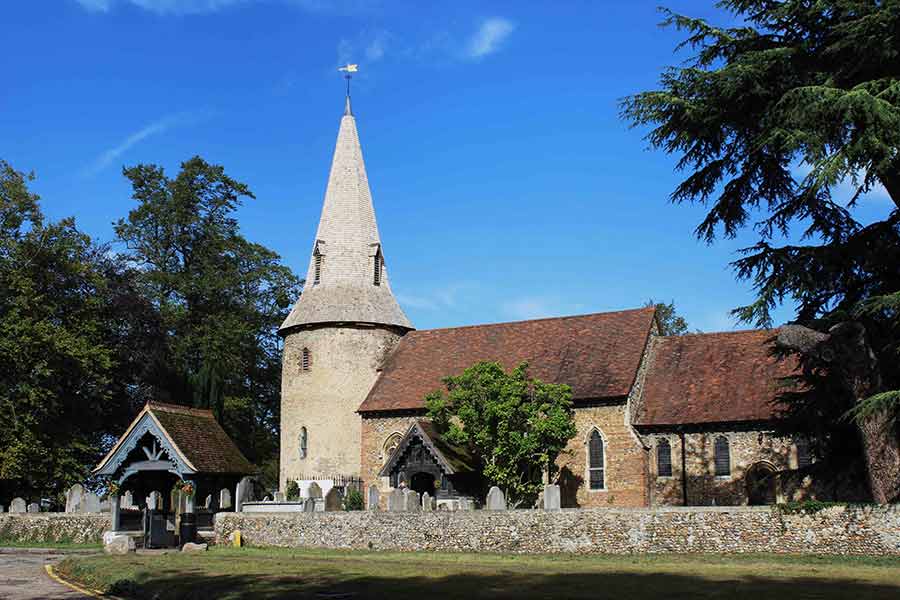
[301, 348, 311, 371]
[657, 438, 672, 477]
[714, 436, 731, 477]
[299, 427, 308, 460]
[796, 438, 812, 468]
[373, 247, 382, 286]
[313, 249, 322, 285]
[588, 429, 605, 490]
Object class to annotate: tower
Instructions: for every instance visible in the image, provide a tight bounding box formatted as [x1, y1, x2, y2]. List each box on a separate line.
[279, 94, 413, 490]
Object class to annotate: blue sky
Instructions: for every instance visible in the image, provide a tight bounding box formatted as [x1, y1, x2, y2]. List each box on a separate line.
[3, 1, 894, 332]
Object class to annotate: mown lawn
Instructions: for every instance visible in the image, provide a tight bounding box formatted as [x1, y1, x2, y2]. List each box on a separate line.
[56, 546, 900, 600]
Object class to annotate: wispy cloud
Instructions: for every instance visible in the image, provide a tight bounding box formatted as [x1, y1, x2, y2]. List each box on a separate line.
[76, 0, 250, 14]
[464, 17, 515, 60]
[396, 283, 477, 312]
[83, 111, 203, 176]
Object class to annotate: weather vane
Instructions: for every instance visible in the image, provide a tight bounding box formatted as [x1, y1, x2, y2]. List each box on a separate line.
[338, 63, 358, 97]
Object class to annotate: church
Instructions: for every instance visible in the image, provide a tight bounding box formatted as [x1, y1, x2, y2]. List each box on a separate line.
[277, 94, 824, 508]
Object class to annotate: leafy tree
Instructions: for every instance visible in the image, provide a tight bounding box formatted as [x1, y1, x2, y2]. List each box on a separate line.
[622, 1, 900, 501]
[645, 299, 691, 335]
[0, 161, 143, 503]
[115, 156, 302, 487]
[425, 361, 576, 507]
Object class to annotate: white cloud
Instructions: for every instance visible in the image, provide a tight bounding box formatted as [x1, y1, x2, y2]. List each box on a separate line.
[83, 111, 201, 176]
[396, 283, 476, 312]
[464, 17, 514, 60]
[76, 0, 250, 14]
[365, 31, 389, 62]
[501, 296, 566, 321]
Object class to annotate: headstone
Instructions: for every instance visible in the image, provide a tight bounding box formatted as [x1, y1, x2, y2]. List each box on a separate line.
[220, 488, 232, 509]
[486, 486, 506, 510]
[103, 532, 135, 554]
[302, 498, 316, 513]
[387, 488, 404, 512]
[65, 483, 85, 513]
[544, 484, 561, 511]
[235, 476, 253, 512]
[367, 484, 380, 510]
[0, 505, 4, 513]
[10, 498, 26, 513]
[307, 482, 323, 499]
[422, 492, 432, 512]
[324, 488, 343, 511]
[403, 489, 420, 512]
[99, 498, 111, 513]
[83, 491, 101, 513]
[263, 495, 272, 502]
[204, 494, 212, 509]
[459, 497, 474, 511]
[314, 499, 326, 512]
[148, 491, 162, 510]
[27, 502, 40, 513]
[122, 491, 134, 508]
[181, 542, 208, 553]
[274, 491, 285, 503]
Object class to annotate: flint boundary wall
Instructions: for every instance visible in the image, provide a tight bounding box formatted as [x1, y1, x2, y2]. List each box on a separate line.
[215, 505, 900, 555]
[0, 514, 110, 545]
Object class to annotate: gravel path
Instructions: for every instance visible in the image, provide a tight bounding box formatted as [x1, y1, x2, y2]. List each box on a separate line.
[0, 550, 96, 599]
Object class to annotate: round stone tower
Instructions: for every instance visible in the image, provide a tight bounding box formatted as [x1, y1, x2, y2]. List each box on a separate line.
[279, 95, 413, 490]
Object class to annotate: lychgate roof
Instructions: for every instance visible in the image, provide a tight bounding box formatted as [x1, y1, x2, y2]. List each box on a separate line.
[359, 307, 657, 413]
[280, 97, 412, 333]
[378, 420, 477, 477]
[634, 329, 800, 427]
[94, 402, 255, 477]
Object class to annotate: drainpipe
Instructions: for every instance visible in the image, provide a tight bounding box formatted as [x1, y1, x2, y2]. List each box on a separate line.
[680, 431, 688, 506]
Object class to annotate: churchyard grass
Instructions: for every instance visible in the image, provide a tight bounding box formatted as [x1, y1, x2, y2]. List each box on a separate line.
[57, 546, 900, 599]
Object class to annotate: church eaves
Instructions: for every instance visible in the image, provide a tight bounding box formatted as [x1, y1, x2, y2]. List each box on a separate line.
[280, 97, 413, 334]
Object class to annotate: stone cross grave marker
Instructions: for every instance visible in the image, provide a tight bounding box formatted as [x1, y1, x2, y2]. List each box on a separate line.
[387, 488, 404, 512]
[544, 484, 561, 511]
[307, 482, 323, 499]
[367, 484, 379, 510]
[27, 502, 40, 513]
[10, 498, 26, 513]
[486, 486, 506, 510]
[324, 488, 343, 511]
[422, 491, 432, 512]
[65, 483, 85, 513]
[220, 488, 232, 509]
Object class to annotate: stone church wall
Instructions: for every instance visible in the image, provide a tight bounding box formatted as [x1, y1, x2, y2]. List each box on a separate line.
[215, 505, 900, 555]
[360, 412, 421, 504]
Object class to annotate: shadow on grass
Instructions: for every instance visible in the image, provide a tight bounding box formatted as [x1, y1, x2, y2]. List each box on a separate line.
[98, 569, 900, 600]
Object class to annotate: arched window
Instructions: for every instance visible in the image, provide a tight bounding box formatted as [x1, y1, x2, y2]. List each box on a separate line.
[657, 438, 672, 477]
[313, 249, 322, 285]
[714, 436, 731, 477]
[373, 247, 383, 286]
[301, 348, 311, 371]
[588, 429, 605, 490]
[298, 427, 308, 459]
[383, 432, 402, 464]
[796, 438, 812, 468]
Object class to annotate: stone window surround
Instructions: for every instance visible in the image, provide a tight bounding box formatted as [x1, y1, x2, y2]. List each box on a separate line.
[656, 436, 674, 479]
[714, 434, 733, 480]
[584, 426, 608, 492]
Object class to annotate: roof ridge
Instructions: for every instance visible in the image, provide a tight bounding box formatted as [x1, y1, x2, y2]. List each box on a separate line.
[410, 306, 655, 335]
[658, 327, 779, 340]
[147, 401, 215, 418]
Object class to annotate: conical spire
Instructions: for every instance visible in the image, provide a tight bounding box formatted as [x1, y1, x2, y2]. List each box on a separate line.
[280, 98, 413, 333]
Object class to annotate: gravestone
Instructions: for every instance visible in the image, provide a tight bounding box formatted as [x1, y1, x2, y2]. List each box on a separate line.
[27, 502, 40, 513]
[459, 497, 474, 511]
[421, 492, 433, 512]
[302, 498, 316, 513]
[486, 486, 506, 510]
[148, 491, 162, 510]
[122, 491, 134, 508]
[274, 491, 285, 503]
[235, 476, 253, 512]
[307, 482, 323, 500]
[324, 488, 343, 511]
[83, 491, 101, 513]
[204, 494, 212, 509]
[10, 498, 26, 513]
[367, 484, 380, 510]
[544, 484, 561, 511]
[65, 483, 85, 513]
[0, 505, 4, 513]
[403, 489, 420, 512]
[99, 498, 111, 513]
[387, 488, 404, 512]
[220, 488, 232, 509]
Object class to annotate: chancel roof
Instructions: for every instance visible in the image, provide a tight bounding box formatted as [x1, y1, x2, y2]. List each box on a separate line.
[94, 402, 255, 477]
[635, 329, 800, 427]
[359, 307, 657, 413]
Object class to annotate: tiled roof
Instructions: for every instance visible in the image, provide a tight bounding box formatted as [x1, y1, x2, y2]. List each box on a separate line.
[635, 329, 799, 427]
[148, 402, 256, 475]
[359, 307, 657, 413]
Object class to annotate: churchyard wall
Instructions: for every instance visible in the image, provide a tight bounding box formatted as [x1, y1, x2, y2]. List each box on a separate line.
[0, 514, 109, 545]
[215, 504, 900, 555]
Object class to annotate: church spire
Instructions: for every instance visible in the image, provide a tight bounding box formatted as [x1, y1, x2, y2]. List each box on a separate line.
[280, 95, 413, 333]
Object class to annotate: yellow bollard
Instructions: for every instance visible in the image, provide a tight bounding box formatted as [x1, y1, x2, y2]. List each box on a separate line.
[233, 529, 242, 547]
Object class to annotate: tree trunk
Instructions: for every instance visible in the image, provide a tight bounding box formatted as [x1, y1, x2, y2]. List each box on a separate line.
[777, 323, 900, 503]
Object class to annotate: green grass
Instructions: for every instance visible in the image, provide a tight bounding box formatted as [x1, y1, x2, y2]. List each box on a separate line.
[56, 546, 900, 599]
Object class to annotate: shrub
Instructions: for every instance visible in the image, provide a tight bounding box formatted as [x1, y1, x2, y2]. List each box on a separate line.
[343, 489, 364, 511]
[285, 480, 300, 501]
